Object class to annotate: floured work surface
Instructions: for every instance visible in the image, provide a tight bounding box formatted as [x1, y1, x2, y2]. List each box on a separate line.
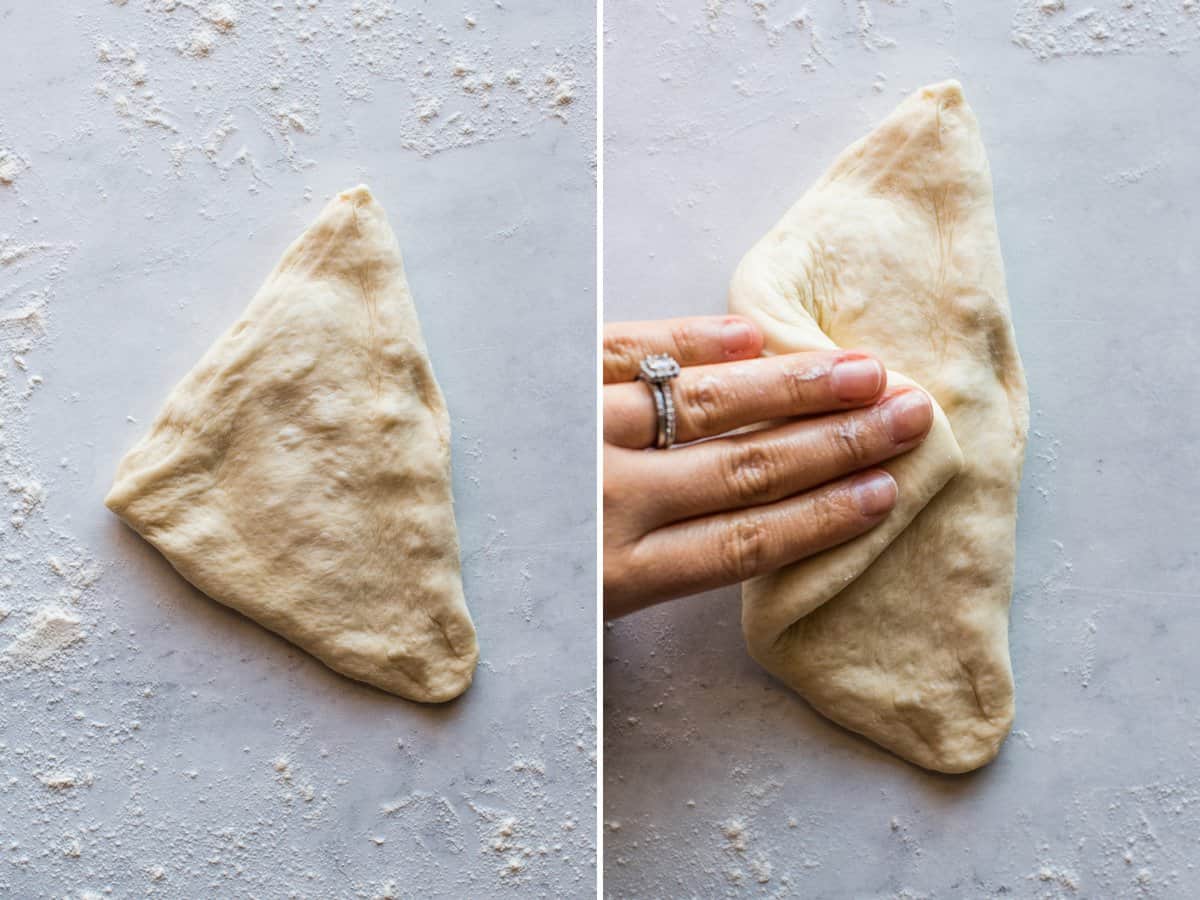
[0, 1, 596, 895]
[604, 1, 1200, 895]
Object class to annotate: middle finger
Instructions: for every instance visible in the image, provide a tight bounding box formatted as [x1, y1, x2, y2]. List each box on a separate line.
[631, 387, 933, 527]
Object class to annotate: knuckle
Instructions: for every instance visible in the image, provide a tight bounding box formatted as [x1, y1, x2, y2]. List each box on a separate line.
[679, 378, 725, 436]
[602, 453, 641, 514]
[603, 562, 635, 610]
[603, 336, 644, 381]
[605, 534, 651, 605]
[603, 549, 629, 589]
[782, 365, 821, 409]
[718, 515, 771, 582]
[807, 490, 845, 535]
[668, 323, 700, 363]
[827, 416, 875, 468]
[722, 443, 777, 506]
[601, 477, 624, 511]
[809, 481, 860, 535]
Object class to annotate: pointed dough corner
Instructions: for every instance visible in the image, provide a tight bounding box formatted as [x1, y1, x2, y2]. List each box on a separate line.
[107, 187, 478, 703]
[732, 82, 1028, 773]
[917, 78, 964, 105]
[338, 183, 376, 204]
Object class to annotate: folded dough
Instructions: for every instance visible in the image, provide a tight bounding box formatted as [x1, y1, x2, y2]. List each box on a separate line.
[106, 185, 478, 702]
[730, 82, 1029, 773]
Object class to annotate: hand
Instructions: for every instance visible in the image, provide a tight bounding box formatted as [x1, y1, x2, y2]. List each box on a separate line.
[603, 316, 933, 618]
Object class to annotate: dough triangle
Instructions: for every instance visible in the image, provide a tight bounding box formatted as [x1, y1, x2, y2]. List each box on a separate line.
[106, 186, 478, 702]
[730, 82, 1028, 772]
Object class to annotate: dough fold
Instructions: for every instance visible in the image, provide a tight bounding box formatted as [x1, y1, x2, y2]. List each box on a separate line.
[107, 185, 478, 702]
[730, 82, 1028, 772]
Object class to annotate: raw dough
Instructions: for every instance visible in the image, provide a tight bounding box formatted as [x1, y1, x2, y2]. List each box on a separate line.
[106, 185, 478, 702]
[730, 82, 1029, 773]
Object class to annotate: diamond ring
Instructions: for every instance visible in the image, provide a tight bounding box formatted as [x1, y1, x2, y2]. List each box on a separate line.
[636, 354, 681, 449]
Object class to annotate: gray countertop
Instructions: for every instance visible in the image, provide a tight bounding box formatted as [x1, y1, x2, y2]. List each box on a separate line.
[604, 1, 1200, 897]
[0, 1, 595, 896]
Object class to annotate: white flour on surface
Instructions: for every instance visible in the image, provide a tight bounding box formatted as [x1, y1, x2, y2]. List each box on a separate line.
[0, 149, 25, 186]
[0, 189, 116, 892]
[0, 217, 102, 677]
[1, 2, 596, 894]
[37, 769, 95, 791]
[1012, 0, 1200, 59]
[602, 1, 1200, 898]
[603, 0, 963, 271]
[696, 0, 950, 67]
[367, 691, 595, 891]
[80, 1, 594, 169]
[1, 605, 84, 667]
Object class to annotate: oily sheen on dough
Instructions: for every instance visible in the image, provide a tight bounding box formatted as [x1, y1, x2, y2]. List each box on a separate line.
[730, 82, 1028, 773]
[106, 186, 478, 702]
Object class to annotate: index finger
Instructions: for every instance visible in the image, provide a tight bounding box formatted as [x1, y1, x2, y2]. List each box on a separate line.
[603, 316, 763, 383]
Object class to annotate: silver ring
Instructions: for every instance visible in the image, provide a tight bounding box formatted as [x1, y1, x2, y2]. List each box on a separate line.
[636, 354, 681, 449]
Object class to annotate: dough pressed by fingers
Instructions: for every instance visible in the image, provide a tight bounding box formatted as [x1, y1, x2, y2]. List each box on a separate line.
[730, 81, 1029, 773]
[106, 185, 478, 702]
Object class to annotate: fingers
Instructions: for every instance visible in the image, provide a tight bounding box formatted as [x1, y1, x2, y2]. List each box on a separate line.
[631, 388, 933, 527]
[617, 469, 898, 608]
[604, 350, 886, 449]
[603, 316, 763, 384]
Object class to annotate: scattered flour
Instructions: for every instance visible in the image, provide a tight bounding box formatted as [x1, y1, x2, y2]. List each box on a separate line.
[1105, 159, 1164, 185]
[85, 1, 594, 166]
[8, 477, 45, 529]
[1012, 0, 1200, 59]
[179, 26, 219, 59]
[204, 2, 239, 33]
[37, 769, 94, 791]
[0, 3, 597, 896]
[0, 240, 55, 268]
[0, 149, 25, 185]
[512, 756, 546, 775]
[0, 226, 101, 676]
[722, 817, 748, 853]
[856, 0, 898, 50]
[1034, 863, 1081, 892]
[3, 606, 84, 667]
[416, 96, 442, 122]
[94, 39, 177, 133]
[748, 853, 773, 884]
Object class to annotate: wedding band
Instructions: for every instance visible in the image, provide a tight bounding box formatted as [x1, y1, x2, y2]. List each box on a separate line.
[636, 354, 681, 449]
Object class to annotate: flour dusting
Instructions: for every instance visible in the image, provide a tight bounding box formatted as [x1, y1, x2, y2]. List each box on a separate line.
[82, 1, 594, 169]
[0, 198, 101, 689]
[0, 3, 596, 896]
[2, 605, 83, 667]
[1012, 0, 1200, 59]
[0, 149, 25, 186]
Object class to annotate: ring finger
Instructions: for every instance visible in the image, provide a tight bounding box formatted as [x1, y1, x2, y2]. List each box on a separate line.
[604, 350, 886, 449]
[603, 316, 764, 384]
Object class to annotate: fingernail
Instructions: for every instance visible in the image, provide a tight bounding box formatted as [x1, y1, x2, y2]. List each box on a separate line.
[853, 470, 897, 517]
[830, 357, 884, 401]
[882, 390, 933, 443]
[721, 319, 758, 355]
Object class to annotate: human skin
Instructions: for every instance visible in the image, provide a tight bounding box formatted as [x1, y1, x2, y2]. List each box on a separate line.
[603, 315, 934, 619]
